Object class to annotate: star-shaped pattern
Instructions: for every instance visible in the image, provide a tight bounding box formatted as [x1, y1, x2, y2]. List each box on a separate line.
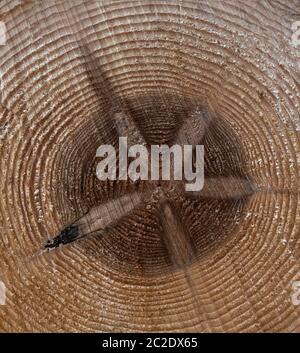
[45, 104, 255, 268]
[44, 44, 255, 269]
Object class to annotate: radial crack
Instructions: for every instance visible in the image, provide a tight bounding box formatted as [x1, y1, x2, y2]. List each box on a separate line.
[113, 111, 147, 147]
[159, 200, 195, 269]
[188, 176, 256, 199]
[174, 105, 215, 146]
[45, 192, 142, 249]
[174, 106, 256, 201]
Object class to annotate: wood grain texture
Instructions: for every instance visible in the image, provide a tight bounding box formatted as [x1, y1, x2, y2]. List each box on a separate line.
[0, 0, 299, 332]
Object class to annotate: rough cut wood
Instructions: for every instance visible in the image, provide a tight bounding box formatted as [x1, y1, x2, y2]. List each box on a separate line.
[0, 0, 299, 332]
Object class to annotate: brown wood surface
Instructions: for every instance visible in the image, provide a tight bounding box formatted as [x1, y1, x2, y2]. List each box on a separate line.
[0, 0, 299, 332]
